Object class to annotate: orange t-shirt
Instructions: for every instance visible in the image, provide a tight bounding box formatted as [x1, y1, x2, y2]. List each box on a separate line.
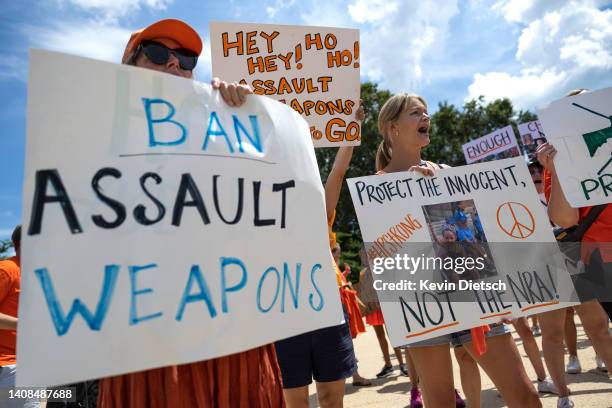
[543, 170, 612, 263]
[0, 256, 20, 366]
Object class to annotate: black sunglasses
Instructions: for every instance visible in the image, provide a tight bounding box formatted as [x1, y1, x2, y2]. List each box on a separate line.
[137, 40, 198, 71]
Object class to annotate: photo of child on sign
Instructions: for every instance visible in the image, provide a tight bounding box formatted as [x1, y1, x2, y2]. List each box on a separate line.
[210, 22, 360, 147]
[518, 120, 547, 159]
[423, 199, 497, 284]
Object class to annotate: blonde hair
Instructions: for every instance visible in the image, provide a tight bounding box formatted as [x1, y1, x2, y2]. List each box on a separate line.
[376, 93, 428, 171]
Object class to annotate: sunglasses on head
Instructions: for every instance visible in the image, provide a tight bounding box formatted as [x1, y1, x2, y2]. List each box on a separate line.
[137, 40, 198, 71]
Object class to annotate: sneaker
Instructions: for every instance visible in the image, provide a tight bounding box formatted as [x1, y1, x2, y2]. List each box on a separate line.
[532, 325, 541, 336]
[595, 355, 608, 372]
[566, 355, 582, 374]
[557, 396, 575, 408]
[376, 364, 394, 378]
[400, 364, 409, 377]
[455, 389, 466, 408]
[410, 387, 424, 408]
[537, 377, 559, 394]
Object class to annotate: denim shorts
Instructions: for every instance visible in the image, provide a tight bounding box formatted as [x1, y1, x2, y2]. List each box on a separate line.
[406, 323, 510, 348]
[0, 364, 41, 408]
[274, 308, 356, 388]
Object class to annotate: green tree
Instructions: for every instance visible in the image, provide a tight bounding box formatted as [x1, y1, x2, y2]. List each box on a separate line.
[0, 239, 13, 260]
[427, 97, 538, 166]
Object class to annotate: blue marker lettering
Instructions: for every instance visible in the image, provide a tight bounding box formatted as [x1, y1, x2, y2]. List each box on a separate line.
[203, 111, 234, 152]
[176, 265, 218, 321]
[233, 115, 263, 153]
[220, 257, 247, 313]
[281, 262, 300, 312]
[129, 264, 162, 325]
[256, 266, 280, 313]
[35, 265, 119, 336]
[142, 98, 187, 147]
[308, 263, 324, 311]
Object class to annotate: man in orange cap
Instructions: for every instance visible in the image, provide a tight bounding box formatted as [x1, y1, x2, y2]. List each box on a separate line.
[95, 19, 285, 407]
[122, 18, 251, 106]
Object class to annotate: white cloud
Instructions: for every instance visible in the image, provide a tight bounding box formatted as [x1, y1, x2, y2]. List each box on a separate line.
[348, 0, 399, 23]
[0, 56, 27, 81]
[265, 0, 296, 19]
[60, 0, 172, 20]
[28, 21, 132, 63]
[266, 7, 278, 18]
[496, 0, 608, 23]
[299, 0, 353, 27]
[468, 1, 612, 109]
[258, 0, 459, 93]
[348, 0, 459, 92]
[468, 69, 566, 109]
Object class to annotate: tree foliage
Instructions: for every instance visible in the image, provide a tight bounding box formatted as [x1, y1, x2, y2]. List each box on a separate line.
[318, 83, 537, 280]
[0, 239, 13, 260]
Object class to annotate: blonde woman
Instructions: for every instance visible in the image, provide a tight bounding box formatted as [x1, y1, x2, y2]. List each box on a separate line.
[373, 93, 541, 408]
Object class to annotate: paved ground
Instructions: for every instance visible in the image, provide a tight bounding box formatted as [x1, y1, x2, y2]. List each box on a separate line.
[309, 320, 612, 407]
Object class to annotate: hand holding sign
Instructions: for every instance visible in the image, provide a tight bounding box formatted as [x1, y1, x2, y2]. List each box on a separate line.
[536, 143, 557, 171]
[211, 77, 253, 106]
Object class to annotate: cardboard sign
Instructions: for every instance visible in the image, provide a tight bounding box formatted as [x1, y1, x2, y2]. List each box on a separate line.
[347, 157, 577, 346]
[210, 22, 360, 148]
[518, 120, 546, 146]
[18, 50, 344, 386]
[518, 120, 547, 159]
[537, 87, 612, 207]
[462, 125, 520, 164]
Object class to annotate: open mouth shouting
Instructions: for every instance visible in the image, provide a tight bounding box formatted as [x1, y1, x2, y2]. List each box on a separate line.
[418, 124, 429, 136]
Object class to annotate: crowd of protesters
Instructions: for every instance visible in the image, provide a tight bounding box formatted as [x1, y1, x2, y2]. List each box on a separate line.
[1, 18, 610, 408]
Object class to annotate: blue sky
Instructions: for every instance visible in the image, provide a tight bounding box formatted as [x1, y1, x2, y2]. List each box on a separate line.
[1, 0, 611, 239]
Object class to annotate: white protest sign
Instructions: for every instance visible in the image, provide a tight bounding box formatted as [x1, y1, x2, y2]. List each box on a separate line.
[210, 22, 360, 148]
[462, 125, 520, 164]
[18, 50, 343, 387]
[537, 87, 612, 207]
[517, 120, 546, 146]
[347, 157, 577, 347]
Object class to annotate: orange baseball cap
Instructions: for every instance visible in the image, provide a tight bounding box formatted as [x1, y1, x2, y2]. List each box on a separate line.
[122, 18, 203, 63]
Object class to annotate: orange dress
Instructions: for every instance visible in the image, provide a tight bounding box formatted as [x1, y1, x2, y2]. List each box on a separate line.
[97, 345, 284, 408]
[329, 212, 366, 339]
[365, 310, 385, 326]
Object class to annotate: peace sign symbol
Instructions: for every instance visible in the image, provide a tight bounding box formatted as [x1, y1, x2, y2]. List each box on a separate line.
[496, 202, 535, 239]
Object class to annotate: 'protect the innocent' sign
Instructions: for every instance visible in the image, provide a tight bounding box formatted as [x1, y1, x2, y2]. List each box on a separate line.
[347, 158, 577, 347]
[210, 22, 360, 148]
[18, 50, 343, 387]
[537, 87, 612, 207]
